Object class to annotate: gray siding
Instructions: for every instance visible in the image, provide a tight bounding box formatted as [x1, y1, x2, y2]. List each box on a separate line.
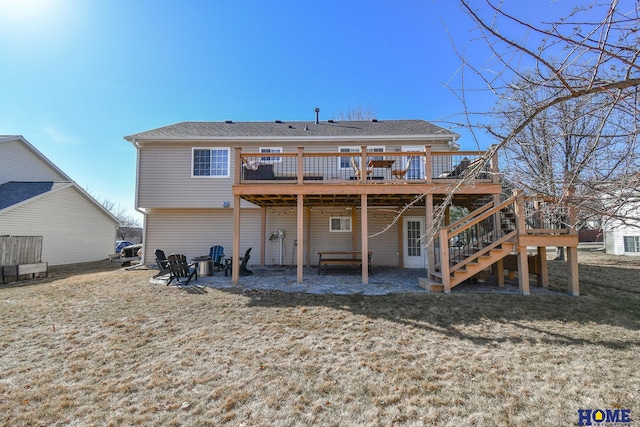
[145, 208, 262, 266]
[138, 146, 237, 209]
[144, 207, 403, 268]
[136, 140, 453, 209]
[0, 139, 66, 184]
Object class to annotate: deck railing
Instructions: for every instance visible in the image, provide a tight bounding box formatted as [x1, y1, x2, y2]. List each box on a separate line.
[236, 147, 498, 184]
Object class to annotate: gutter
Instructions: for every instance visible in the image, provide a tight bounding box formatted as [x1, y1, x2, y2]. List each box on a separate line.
[129, 137, 149, 265]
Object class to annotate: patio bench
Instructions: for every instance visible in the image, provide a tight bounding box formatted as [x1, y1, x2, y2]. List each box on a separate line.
[317, 251, 372, 275]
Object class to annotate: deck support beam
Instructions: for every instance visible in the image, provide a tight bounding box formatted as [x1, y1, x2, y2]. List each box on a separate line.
[232, 194, 241, 284]
[297, 194, 304, 283]
[361, 194, 369, 285]
[425, 193, 435, 277]
[260, 207, 266, 266]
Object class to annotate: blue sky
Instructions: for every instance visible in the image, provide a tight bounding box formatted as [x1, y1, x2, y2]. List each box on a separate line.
[0, 0, 572, 221]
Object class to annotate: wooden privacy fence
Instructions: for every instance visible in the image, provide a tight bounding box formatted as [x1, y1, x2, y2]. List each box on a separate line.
[0, 235, 43, 266]
[1, 236, 47, 283]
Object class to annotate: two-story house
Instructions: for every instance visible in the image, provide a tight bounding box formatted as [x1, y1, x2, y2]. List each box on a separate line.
[126, 118, 579, 295]
[0, 135, 119, 266]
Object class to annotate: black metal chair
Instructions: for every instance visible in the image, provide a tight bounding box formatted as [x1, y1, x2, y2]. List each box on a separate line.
[224, 248, 252, 276]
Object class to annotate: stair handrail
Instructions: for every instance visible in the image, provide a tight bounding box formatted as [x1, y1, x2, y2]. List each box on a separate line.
[446, 195, 518, 241]
[450, 230, 517, 274]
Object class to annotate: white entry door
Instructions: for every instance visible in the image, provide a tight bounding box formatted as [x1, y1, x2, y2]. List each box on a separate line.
[403, 217, 426, 269]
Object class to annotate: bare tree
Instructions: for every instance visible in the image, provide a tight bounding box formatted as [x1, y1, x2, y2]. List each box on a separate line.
[99, 199, 141, 239]
[334, 105, 378, 121]
[444, 0, 640, 227]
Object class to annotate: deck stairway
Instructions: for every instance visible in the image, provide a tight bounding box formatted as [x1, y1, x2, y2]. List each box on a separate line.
[420, 193, 571, 293]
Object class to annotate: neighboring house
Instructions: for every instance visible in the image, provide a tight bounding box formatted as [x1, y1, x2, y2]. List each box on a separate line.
[126, 117, 579, 294]
[602, 174, 640, 256]
[0, 135, 120, 266]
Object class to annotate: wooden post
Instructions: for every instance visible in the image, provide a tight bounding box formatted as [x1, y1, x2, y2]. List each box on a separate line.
[425, 146, 432, 183]
[361, 194, 369, 284]
[439, 228, 451, 293]
[567, 246, 579, 296]
[397, 214, 404, 268]
[351, 207, 358, 253]
[537, 246, 548, 287]
[232, 194, 241, 284]
[234, 147, 242, 184]
[360, 146, 367, 183]
[496, 258, 505, 287]
[297, 147, 304, 184]
[306, 206, 311, 268]
[425, 193, 435, 276]
[514, 192, 530, 295]
[260, 207, 266, 266]
[490, 144, 500, 184]
[297, 194, 304, 283]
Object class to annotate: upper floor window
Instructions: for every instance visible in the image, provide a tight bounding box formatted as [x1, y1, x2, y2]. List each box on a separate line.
[259, 147, 282, 163]
[338, 146, 385, 169]
[192, 148, 230, 177]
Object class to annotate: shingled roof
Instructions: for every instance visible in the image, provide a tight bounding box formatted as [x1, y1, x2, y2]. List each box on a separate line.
[0, 181, 54, 211]
[125, 120, 458, 141]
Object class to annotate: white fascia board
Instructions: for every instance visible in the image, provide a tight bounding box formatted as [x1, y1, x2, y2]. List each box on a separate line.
[129, 134, 458, 145]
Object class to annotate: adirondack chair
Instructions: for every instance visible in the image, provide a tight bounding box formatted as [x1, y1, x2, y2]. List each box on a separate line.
[224, 248, 253, 277]
[166, 254, 198, 285]
[208, 245, 225, 272]
[154, 249, 170, 273]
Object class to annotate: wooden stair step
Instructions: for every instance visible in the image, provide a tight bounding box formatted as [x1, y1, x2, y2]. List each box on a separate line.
[418, 277, 444, 293]
[429, 270, 443, 279]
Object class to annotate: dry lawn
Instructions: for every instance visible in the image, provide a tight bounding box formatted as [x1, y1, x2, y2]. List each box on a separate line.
[1, 252, 639, 426]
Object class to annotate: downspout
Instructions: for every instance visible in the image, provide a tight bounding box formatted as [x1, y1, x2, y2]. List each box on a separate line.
[130, 138, 149, 265]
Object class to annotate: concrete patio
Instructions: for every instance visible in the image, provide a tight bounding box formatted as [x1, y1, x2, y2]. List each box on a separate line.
[149, 265, 561, 296]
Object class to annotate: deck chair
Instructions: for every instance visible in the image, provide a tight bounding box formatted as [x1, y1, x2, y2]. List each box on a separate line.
[446, 157, 471, 178]
[350, 156, 371, 179]
[224, 248, 253, 276]
[154, 249, 170, 275]
[391, 156, 413, 179]
[166, 254, 198, 285]
[208, 245, 225, 272]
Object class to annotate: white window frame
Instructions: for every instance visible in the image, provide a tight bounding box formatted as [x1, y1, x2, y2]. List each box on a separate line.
[329, 216, 352, 232]
[338, 146, 385, 170]
[191, 147, 230, 178]
[623, 235, 640, 253]
[401, 146, 425, 180]
[339, 146, 360, 170]
[259, 147, 282, 163]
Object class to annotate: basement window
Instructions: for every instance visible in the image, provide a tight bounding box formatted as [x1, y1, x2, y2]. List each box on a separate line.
[330, 217, 352, 232]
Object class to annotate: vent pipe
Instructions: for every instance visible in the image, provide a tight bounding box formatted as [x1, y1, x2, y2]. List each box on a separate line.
[314, 107, 320, 124]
